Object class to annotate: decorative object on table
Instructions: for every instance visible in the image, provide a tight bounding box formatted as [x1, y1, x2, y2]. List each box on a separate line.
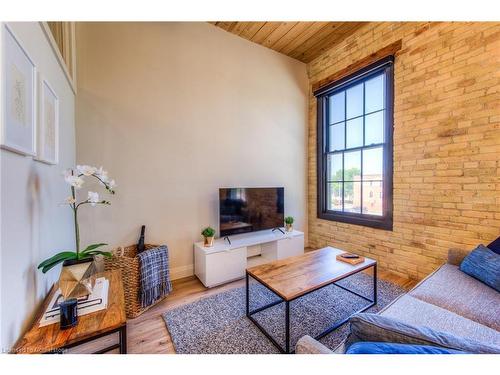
[37, 165, 117, 301]
[137, 225, 146, 253]
[58, 258, 96, 298]
[284, 216, 294, 232]
[138, 245, 172, 308]
[58, 298, 78, 330]
[336, 252, 365, 265]
[201, 226, 215, 247]
[104, 243, 172, 318]
[1, 24, 36, 156]
[39, 277, 109, 327]
[35, 75, 59, 164]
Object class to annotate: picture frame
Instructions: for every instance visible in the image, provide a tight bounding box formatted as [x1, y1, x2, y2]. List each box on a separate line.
[36, 75, 59, 164]
[1, 23, 37, 156]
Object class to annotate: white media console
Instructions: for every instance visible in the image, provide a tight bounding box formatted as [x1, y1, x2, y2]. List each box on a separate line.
[194, 228, 304, 288]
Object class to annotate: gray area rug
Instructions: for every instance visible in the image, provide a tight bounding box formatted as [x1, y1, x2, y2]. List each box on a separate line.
[163, 273, 404, 354]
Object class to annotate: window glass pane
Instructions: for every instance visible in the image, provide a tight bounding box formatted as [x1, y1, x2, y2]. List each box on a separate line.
[346, 83, 363, 119]
[346, 117, 363, 149]
[327, 153, 343, 181]
[328, 123, 345, 151]
[365, 110, 384, 145]
[327, 182, 343, 211]
[362, 181, 383, 216]
[329, 92, 345, 124]
[344, 181, 361, 213]
[363, 147, 383, 181]
[365, 74, 384, 113]
[344, 150, 361, 181]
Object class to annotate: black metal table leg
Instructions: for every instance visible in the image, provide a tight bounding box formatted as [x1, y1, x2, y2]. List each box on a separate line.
[246, 271, 250, 317]
[285, 301, 290, 354]
[119, 325, 127, 354]
[373, 263, 378, 305]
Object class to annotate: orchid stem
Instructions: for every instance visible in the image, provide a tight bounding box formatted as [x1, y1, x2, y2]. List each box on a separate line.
[72, 184, 80, 257]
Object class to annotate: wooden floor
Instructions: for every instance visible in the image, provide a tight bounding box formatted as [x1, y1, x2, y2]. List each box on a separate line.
[76, 262, 417, 354]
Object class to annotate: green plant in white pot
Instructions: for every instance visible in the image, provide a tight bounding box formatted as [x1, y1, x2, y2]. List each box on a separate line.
[38, 165, 116, 299]
[284, 216, 294, 232]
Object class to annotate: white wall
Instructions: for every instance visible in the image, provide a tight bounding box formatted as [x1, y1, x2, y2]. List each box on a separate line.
[0, 22, 75, 350]
[76, 22, 308, 279]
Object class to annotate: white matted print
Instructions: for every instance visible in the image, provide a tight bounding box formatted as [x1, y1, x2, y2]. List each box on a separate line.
[36, 76, 59, 164]
[1, 24, 37, 156]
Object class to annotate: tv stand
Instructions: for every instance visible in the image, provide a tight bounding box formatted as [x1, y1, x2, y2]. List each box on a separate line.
[194, 228, 304, 288]
[272, 227, 285, 234]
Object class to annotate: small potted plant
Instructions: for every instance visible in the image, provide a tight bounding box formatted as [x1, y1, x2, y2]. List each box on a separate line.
[201, 227, 216, 247]
[284, 216, 294, 232]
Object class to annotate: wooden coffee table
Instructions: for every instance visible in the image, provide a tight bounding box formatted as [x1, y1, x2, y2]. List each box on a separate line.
[246, 247, 377, 353]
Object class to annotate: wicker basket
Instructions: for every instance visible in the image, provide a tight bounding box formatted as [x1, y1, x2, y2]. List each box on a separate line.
[104, 244, 165, 319]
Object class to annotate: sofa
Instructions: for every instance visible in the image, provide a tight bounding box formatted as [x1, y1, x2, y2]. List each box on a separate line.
[296, 248, 500, 354]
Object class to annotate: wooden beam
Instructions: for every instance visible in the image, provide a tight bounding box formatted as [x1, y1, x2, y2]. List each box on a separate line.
[312, 39, 403, 93]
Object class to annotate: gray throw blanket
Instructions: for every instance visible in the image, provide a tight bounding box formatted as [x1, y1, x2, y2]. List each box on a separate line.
[138, 245, 172, 307]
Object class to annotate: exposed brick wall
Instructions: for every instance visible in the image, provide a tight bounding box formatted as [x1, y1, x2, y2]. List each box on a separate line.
[307, 22, 500, 280]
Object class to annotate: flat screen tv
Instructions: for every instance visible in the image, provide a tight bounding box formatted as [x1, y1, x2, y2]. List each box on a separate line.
[219, 187, 284, 237]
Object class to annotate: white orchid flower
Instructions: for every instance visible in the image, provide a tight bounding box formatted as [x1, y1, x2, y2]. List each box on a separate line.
[107, 179, 117, 189]
[64, 196, 76, 205]
[62, 169, 73, 178]
[77, 165, 97, 176]
[65, 175, 84, 189]
[95, 166, 109, 180]
[88, 191, 100, 206]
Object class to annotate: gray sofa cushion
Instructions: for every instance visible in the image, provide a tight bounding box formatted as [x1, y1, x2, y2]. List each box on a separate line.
[381, 294, 500, 346]
[345, 313, 500, 354]
[460, 244, 500, 292]
[409, 264, 500, 331]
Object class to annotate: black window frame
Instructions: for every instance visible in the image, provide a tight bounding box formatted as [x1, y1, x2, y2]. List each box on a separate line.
[315, 56, 394, 230]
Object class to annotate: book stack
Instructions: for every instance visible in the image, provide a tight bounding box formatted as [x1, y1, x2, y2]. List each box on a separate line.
[39, 277, 109, 327]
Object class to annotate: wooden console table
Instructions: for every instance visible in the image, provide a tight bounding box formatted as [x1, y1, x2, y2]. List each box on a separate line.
[14, 270, 127, 354]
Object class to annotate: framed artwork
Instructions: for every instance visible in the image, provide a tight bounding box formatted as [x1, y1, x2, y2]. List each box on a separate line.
[36, 75, 59, 164]
[1, 24, 37, 156]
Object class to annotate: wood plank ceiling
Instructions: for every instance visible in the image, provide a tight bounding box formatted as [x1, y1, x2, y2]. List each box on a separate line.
[209, 22, 367, 63]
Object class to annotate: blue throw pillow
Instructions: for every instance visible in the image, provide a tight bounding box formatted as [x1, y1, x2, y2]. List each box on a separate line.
[346, 342, 466, 354]
[487, 236, 500, 255]
[460, 244, 500, 292]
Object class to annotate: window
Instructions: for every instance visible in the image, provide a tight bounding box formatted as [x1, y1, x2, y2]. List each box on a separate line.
[315, 56, 394, 230]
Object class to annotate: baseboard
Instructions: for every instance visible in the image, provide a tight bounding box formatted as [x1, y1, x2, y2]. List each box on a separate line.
[170, 264, 194, 280]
